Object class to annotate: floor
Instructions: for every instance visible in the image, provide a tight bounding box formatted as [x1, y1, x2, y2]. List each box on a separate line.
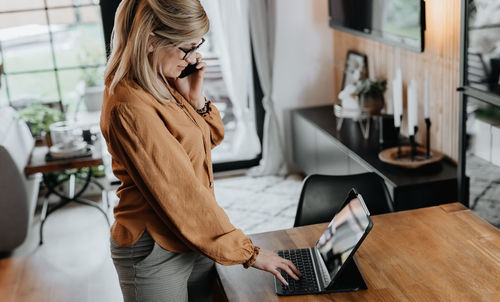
[0, 200, 122, 302]
[214, 174, 303, 234]
[1, 172, 498, 302]
[0, 174, 304, 302]
[467, 154, 500, 228]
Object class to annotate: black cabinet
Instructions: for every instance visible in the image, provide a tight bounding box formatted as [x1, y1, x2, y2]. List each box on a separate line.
[292, 107, 460, 211]
[293, 114, 365, 176]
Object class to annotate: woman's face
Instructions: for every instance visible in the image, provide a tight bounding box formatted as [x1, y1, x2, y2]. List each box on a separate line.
[156, 38, 203, 79]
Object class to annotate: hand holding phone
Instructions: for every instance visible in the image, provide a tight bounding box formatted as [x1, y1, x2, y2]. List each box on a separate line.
[174, 59, 207, 109]
[179, 63, 200, 78]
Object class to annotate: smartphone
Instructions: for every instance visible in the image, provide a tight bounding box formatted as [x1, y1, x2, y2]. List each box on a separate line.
[179, 63, 199, 78]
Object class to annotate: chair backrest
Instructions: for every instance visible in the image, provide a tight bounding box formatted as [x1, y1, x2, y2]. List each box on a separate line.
[294, 173, 394, 227]
[0, 106, 37, 251]
[0, 107, 34, 173]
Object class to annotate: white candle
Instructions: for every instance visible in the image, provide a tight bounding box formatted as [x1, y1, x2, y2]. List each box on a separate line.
[407, 81, 415, 136]
[424, 71, 430, 118]
[392, 79, 401, 127]
[396, 68, 403, 120]
[368, 57, 375, 80]
[412, 79, 418, 128]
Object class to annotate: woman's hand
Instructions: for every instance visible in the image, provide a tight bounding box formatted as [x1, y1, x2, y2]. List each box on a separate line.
[173, 52, 207, 110]
[252, 249, 302, 286]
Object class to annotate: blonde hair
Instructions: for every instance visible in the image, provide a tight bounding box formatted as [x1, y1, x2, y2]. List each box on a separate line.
[104, 0, 210, 103]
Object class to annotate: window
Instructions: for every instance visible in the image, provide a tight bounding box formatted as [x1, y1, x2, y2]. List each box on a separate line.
[99, 0, 264, 169]
[195, 33, 252, 164]
[192, 30, 263, 166]
[2, 1, 263, 171]
[0, 0, 106, 112]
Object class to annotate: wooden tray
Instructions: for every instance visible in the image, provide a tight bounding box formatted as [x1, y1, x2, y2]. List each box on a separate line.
[379, 146, 443, 169]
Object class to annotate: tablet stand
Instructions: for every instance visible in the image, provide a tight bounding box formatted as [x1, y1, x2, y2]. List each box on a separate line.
[326, 257, 367, 292]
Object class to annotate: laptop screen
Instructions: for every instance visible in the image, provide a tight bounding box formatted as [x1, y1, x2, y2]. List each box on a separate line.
[314, 193, 372, 281]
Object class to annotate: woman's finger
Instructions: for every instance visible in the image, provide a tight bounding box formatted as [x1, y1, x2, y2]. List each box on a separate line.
[186, 56, 197, 65]
[277, 256, 302, 277]
[277, 263, 299, 280]
[272, 269, 288, 286]
[196, 61, 207, 70]
[285, 259, 302, 277]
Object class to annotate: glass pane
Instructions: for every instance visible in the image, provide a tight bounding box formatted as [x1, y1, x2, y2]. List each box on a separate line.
[57, 66, 104, 113]
[57, 68, 83, 114]
[465, 96, 500, 228]
[48, 6, 106, 68]
[0, 10, 54, 73]
[466, 0, 500, 96]
[0, 1, 45, 12]
[8, 71, 59, 106]
[47, 0, 100, 7]
[201, 30, 261, 163]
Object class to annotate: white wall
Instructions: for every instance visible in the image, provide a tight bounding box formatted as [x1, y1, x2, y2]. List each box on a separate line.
[272, 0, 334, 171]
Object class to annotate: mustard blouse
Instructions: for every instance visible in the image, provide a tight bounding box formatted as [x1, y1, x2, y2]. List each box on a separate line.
[100, 79, 258, 266]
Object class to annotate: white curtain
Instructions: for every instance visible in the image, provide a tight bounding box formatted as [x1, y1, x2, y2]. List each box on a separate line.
[247, 0, 287, 176]
[202, 0, 261, 160]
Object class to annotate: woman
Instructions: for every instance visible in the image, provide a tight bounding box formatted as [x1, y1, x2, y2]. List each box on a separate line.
[100, 0, 301, 301]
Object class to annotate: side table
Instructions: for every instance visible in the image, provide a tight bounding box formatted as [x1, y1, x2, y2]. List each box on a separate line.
[25, 143, 110, 245]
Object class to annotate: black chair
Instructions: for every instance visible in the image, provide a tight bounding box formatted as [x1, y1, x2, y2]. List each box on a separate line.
[294, 173, 394, 227]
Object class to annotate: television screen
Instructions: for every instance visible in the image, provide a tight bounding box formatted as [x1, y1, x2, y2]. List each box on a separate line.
[329, 0, 425, 52]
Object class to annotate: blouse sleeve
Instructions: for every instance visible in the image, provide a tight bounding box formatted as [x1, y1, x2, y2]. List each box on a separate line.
[107, 103, 256, 266]
[199, 101, 224, 149]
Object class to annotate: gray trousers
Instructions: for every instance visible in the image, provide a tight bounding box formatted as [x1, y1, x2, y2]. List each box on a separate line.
[110, 231, 215, 302]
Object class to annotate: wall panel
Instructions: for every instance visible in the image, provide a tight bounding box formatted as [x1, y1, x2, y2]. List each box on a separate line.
[332, 0, 461, 160]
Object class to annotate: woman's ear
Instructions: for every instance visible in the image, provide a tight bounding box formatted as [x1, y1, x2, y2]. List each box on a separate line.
[148, 33, 155, 53]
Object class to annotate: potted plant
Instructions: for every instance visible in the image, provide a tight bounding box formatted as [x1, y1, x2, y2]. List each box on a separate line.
[79, 66, 104, 112]
[16, 103, 65, 145]
[355, 78, 387, 115]
[78, 45, 105, 112]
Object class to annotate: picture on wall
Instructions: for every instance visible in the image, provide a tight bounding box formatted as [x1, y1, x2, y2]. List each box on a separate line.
[342, 51, 368, 89]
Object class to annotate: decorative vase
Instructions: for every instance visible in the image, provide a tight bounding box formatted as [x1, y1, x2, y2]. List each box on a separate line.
[45, 132, 53, 147]
[360, 93, 385, 116]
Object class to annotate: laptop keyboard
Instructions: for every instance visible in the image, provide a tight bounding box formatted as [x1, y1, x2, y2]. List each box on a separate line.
[277, 248, 319, 294]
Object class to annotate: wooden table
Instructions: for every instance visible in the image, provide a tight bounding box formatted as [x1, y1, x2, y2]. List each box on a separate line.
[215, 203, 500, 301]
[24, 145, 103, 175]
[24, 142, 109, 244]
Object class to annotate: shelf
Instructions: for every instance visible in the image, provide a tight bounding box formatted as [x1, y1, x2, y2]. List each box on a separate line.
[462, 86, 500, 108]
[468, 23, 500, 30]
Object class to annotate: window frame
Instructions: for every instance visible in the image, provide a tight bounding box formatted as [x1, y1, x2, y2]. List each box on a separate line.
[0, 1, 107, 112]
[100, 1, 263, 172]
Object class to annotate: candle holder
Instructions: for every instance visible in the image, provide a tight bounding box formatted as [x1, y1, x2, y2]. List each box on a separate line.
[379, 123, 442, 169]
[378, 145, 443, 169]
[409, 126, 418, 161]
[425, 118, 431, 158]
[395, 126, 401, 158]
[409, 135, 415, 161]
[398, 114, 403, 158]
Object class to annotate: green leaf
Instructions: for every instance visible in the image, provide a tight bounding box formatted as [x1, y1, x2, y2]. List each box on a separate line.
[17, 103, 65, 136]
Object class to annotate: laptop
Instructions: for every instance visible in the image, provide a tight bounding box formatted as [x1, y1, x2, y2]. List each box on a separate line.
[274, 188, 373, 296]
